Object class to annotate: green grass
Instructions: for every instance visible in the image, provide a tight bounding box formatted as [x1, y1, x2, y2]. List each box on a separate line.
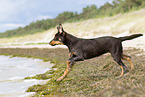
[25, 42, 48, 45]
[0, 48, 144, 97]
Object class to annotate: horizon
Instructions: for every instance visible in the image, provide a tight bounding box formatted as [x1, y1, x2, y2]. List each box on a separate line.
[0, 0, 113, 33]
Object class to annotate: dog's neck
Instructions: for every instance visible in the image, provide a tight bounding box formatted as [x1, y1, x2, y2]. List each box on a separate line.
[63, 32, 79, 51]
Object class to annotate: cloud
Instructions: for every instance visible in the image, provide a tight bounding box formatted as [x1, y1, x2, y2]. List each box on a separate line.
[0, 0, 114, 32]
[0, 0, 26, 22]
[27, 15, 53, 23]
[0, 0, 54, 23]
[36, 15, 53, 20]
[0, 23, 25, 32]
[0, 0, 54, 32]
[3, 23, 25, 28]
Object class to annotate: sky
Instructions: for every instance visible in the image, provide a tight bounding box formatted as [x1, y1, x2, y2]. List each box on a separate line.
[0, 0, 113, 33]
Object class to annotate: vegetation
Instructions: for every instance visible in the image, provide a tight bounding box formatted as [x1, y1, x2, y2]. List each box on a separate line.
[0, 48, 144, 96]
[0, 0, 145, 38]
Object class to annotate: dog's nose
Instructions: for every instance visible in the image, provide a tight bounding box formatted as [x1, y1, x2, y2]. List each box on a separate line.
[49, 41, 51, 44]
[49, 41, 52, 45]
[49, 40, 55, 46]
[49, 40, 52, 44]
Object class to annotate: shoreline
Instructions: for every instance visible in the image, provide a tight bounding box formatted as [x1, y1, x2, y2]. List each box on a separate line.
[0, 55, 54, 97]
[0, 48, 68, 96]
[0, 48, 145, 96]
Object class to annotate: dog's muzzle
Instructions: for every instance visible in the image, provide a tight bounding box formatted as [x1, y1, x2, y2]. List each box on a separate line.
[49, 40, 63, 46]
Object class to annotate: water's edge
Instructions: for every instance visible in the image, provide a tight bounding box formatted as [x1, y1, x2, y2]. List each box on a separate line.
[0, 55, 54, 97]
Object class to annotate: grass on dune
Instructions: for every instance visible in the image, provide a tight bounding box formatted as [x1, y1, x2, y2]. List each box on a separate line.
[1, 9, 145, 46]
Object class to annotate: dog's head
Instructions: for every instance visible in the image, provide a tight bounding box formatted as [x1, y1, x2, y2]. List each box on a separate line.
[49, 24, 66, 46]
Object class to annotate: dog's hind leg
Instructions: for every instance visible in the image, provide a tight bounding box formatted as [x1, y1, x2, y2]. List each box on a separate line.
[122, 54, 134, 69]
[115, 60, 127, 77]
[111, 52, 127, 77]
[56, 61, 74, 82]
[109, 42, 128, 77]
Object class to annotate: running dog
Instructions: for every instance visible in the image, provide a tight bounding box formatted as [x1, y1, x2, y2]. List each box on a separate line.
[49, 24, 143, 81]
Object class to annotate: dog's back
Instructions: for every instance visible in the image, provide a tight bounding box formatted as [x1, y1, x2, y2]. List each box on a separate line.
[71, 34, 143, 59]
[74, 36, 120, 59]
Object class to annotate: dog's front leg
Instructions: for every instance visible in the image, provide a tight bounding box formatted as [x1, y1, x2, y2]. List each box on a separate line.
[56, 60, 74, 82]
[56, 51, 84, 82]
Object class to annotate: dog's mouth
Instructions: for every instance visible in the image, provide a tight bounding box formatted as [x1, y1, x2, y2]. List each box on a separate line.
[49, 40, 63, 46]
[49, 44, 56, 46]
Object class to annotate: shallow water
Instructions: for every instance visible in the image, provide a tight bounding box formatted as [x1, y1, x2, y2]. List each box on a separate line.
[0, 55, 54, 97]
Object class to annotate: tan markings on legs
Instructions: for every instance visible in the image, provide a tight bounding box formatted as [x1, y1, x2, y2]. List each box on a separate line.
[69, 53, 71, 57]
[122, 55, 134, 69]
[116, 65, 124, 78]
[72, 52, 76, 55]
[119, 65, 124, 77]
[56, 61, 74, 82]
[126, 57, 134, 69]
[67, 61, 69, 68]
[69, 52, 76, 57]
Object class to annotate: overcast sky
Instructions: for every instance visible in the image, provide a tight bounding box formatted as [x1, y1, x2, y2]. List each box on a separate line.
[0, 0, 113, 32]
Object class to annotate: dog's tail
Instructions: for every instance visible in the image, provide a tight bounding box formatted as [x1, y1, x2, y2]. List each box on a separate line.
[119, 34, 143, 42]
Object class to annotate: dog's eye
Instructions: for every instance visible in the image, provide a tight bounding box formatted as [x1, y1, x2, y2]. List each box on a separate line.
[55, 37, 59, 40]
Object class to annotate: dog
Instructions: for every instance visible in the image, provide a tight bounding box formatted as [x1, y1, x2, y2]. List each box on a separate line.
[49, 24, 143, 81]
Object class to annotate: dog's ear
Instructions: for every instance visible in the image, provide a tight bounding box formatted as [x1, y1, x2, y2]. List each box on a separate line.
[57, 24, 64, 34]
[57, 24, 65, 36]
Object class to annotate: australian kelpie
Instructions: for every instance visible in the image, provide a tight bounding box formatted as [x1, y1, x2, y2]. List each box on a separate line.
[49, 24, 143, 81]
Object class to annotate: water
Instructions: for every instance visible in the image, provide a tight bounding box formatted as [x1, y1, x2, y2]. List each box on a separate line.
[0, 55, 54, 97]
